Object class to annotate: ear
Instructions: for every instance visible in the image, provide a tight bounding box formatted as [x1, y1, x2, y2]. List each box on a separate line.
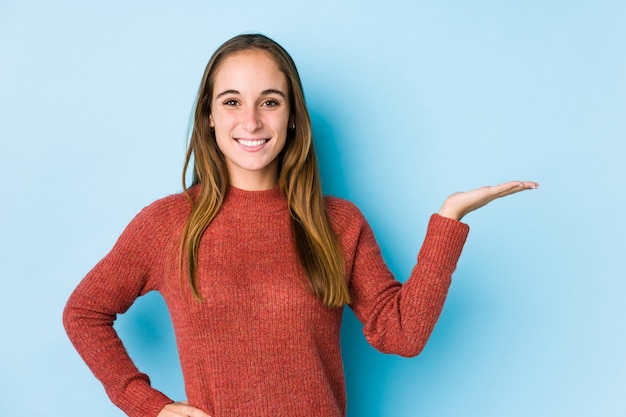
[209, 114, 215, 129]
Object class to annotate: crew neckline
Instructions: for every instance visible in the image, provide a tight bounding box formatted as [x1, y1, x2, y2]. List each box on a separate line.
[223, 185, 287, 212]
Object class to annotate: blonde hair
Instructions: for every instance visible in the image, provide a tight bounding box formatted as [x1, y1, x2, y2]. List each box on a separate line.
[181, 34, 350, 308]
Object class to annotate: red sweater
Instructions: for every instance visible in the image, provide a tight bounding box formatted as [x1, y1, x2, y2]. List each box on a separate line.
[63, 186, 469, 417]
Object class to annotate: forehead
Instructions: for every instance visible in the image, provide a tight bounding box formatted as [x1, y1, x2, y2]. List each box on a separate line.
[213, 49, 288, 93]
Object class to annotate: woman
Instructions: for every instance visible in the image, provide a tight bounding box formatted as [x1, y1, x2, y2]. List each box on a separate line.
[63, 34, 537, 417]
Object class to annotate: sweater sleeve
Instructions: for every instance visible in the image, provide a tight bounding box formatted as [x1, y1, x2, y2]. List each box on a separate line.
[63, 203, 175, 417]
[344, 210, 469, 357]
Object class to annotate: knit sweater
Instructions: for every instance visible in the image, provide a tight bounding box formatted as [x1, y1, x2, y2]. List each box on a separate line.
[63, 186, 469, 417]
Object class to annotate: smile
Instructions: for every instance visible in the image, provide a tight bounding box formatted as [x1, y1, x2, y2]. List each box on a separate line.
[236, 138, 269, 148]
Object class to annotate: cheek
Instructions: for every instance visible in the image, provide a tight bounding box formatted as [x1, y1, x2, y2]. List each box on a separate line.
[214, 131, 230, 154]
[212, 114, 237, 141]
[274, 124, 289, 145]
[212, 121, 232, 153]
[274, 112, 291, 134]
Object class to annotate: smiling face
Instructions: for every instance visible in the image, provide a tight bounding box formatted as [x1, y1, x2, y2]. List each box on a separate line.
[209, 49, 291, 190]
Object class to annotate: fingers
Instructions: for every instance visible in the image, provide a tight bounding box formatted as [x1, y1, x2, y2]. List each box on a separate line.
[491, 181, 539, 198]
[512, 181, 539, 191]
[509, 180, 539, 190]
[158, 402, 212, 417]
[438, 180, 539, 220]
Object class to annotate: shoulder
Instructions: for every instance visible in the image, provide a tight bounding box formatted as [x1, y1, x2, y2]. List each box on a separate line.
[324, 196, 368, 235]
[129, 188, 192, 233]
[324, 195, 361, 216]
[100, 190, 192, 264]
[142, 189, 191, 215]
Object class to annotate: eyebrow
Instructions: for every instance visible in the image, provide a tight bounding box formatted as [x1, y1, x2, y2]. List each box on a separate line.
[215, 89, 287, 99]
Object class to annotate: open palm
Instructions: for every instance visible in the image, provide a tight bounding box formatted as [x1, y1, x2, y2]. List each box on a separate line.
[438, 181, 539, 221]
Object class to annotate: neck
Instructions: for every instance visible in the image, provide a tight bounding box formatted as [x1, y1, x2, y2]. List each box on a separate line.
[227, 166, 279, 191]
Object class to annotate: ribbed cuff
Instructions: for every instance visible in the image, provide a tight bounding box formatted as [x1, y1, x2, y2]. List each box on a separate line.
[114, 377, 174, 417]
[418, 214, 470, 271]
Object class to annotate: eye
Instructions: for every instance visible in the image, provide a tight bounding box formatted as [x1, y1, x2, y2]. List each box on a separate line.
[223, 99, 239, 106]
[262, 99, 279, 107]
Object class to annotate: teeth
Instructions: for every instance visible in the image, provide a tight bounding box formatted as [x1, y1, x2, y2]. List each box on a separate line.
[238, 139, 267, 147]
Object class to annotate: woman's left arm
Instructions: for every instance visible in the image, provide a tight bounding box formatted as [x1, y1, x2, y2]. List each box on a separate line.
[347, 180, 538, 357]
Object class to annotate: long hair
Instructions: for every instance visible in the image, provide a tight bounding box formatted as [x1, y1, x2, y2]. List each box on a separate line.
[180, 34, 350, 308]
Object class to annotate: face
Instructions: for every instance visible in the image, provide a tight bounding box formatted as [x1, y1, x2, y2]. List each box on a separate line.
[209, 49, 291, 190]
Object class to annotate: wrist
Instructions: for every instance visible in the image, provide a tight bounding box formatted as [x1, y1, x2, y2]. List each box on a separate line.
[437, 203, 463, 221]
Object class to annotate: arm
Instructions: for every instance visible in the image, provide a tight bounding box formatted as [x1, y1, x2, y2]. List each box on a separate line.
[347, 180, 538, 357]
[347, 212, 468, 357]
[63, 205, 175, 417]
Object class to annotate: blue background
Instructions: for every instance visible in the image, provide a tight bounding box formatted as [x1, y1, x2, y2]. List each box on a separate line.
[1, 1, 625, 416]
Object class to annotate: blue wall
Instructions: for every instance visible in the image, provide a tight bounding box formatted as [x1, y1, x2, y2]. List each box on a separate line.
[1, 1, 624, 416]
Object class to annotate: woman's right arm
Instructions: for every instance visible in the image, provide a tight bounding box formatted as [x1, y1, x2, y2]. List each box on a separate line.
[63, 204, 175, 417]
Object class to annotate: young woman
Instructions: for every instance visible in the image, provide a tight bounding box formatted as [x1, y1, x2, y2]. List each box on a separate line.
[63, 34, 538, 417]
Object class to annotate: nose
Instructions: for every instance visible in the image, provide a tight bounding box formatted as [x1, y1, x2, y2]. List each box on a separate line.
[241, 107, 262, 132]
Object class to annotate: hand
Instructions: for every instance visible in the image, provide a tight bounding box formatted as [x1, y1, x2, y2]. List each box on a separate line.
[158, 401, 212, 417]
[438, 180, 539, 221]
